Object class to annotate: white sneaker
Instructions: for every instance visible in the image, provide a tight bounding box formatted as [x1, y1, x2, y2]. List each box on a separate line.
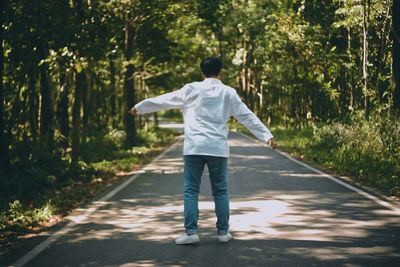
[218, 232, 233, 243]
[175, 233, 200, 245]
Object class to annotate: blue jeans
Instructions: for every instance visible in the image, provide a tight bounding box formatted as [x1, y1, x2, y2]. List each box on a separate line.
[183, 155, 229, 235]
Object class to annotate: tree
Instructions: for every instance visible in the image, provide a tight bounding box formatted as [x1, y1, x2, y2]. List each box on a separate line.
[195, 0, 229, 60]
[72, 69, 85, 163]
[123, 9, 136, 147]
[393, 0, 400, 115]
[71, 0, 86, 163]
[362, 0, 371, 118]
[0, 0, 9, 171]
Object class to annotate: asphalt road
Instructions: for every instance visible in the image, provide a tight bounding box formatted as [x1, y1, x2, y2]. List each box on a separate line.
[3, 127, 400, 267]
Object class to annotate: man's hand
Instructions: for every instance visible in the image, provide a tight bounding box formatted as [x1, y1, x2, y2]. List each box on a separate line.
[267, 137, 277, 150]
[129, 107, 137, 116]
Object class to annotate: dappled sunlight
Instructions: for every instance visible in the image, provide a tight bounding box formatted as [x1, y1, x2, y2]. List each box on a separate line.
[141, 157, 184, 174]
[27, 132, 398, 267]
[228, 191, 400, 244]
[229, 197, 342, 242]
[280, 173, 326, 178]
[120, 260, 188, 267]
[64, 188, 399, 249]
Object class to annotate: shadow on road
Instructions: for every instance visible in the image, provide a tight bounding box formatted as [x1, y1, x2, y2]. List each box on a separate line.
[5, 132, 400, 267]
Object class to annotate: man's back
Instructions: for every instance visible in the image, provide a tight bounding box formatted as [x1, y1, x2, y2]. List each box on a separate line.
[182, 78, 235, 157]
[134, 77, 273, 157]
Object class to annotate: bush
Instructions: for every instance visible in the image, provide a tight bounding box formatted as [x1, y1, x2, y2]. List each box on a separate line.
[0, 200, 55, 231]
[312, 112, 400, 195]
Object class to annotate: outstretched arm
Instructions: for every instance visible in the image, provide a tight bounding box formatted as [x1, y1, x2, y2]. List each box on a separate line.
[232, 92, 277, 150]
[129, 86, 186, 115]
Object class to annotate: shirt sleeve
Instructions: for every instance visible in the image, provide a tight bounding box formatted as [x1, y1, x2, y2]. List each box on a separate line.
[134, 86, 186, 114]
[231, 92, 273, 143]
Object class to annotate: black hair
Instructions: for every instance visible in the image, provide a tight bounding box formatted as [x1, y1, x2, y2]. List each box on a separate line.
[200, 57, 222, 77]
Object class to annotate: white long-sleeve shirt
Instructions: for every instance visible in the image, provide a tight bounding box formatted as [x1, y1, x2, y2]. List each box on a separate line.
[135, 78, 273, 157]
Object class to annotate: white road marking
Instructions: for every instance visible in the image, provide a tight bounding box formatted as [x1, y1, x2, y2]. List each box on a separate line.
[10, 139, 182, 267]
[234, 131, 400, 215]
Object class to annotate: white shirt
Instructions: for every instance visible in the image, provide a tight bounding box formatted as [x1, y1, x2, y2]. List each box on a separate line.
[135, 78, 273, 157]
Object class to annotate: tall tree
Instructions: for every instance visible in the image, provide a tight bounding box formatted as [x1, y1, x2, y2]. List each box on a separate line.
[0, 0, 9, 170]
[71, 0, 85, 163]
[57, 71, 69, 141]
[362, 0, 370, 118]
[72, 69, 85, 163]
[195, 0, 227, 60]
[393, 0, 400, 115]
[39, 44, 54, 141]
[123, 10, 136, 147]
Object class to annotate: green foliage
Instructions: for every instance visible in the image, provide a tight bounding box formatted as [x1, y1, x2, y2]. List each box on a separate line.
[137, 126, 176, 147]
[0, 126, 176, 242]
[271, 112, 400, 196]
[0, 200, 54, 231]
[231, 111, 399, 196]
[80, 125, 176, 168]
[312, 113, 400, 193]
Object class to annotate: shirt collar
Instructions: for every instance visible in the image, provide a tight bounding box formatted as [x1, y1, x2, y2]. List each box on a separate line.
[203, 78, 222, 84]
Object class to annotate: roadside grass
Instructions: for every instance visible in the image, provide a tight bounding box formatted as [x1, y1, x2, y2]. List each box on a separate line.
[0, 126, 177, 254]
[228, 115, 400, 198]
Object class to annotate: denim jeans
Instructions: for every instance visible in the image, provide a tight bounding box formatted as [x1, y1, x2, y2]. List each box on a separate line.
[183, 155, 229, 235]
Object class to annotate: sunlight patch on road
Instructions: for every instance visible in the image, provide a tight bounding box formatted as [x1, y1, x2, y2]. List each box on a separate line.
[120, 260, 186, 267]
[65, 192, 398, 246]
[229, 193, 396, 242]
[140, 157, 184, 174]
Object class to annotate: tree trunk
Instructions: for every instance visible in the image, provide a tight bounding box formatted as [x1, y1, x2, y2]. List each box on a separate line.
[240, 38, 248, 102]
[124, 12, 136, 147]
[0, 0, 9, 170]
[153, 112, 158, 127]
[28, 68, 39, 140]
[82, 71, 92, 143]
[109, 54, 117, 128]
[393, 0, 400, 115]
[338, 67, 347, 115]
[347, 27, 355, 111]
[39, 44, 54, 142]
[71, 69, 85, 163]
[58, 71, 69, 142]
[362, 0, 370, 118]
[216, 21, 224, 61]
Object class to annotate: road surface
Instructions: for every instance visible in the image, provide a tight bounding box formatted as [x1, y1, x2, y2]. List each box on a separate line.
[3, 126, 400, 267]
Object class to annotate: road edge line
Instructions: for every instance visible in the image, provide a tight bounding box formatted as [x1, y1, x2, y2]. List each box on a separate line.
[233, 131, 400, 215]
[10, 138, 182, 267]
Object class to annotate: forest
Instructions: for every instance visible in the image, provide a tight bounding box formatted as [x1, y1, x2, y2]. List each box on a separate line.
[0, 0, 399, 246]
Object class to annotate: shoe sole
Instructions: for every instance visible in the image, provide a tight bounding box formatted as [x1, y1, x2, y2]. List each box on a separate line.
[218, 235, 233, 243]
[175, 237, 200, 245]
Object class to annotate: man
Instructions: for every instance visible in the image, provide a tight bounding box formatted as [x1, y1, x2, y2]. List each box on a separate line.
[130, 57, 277, 245]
